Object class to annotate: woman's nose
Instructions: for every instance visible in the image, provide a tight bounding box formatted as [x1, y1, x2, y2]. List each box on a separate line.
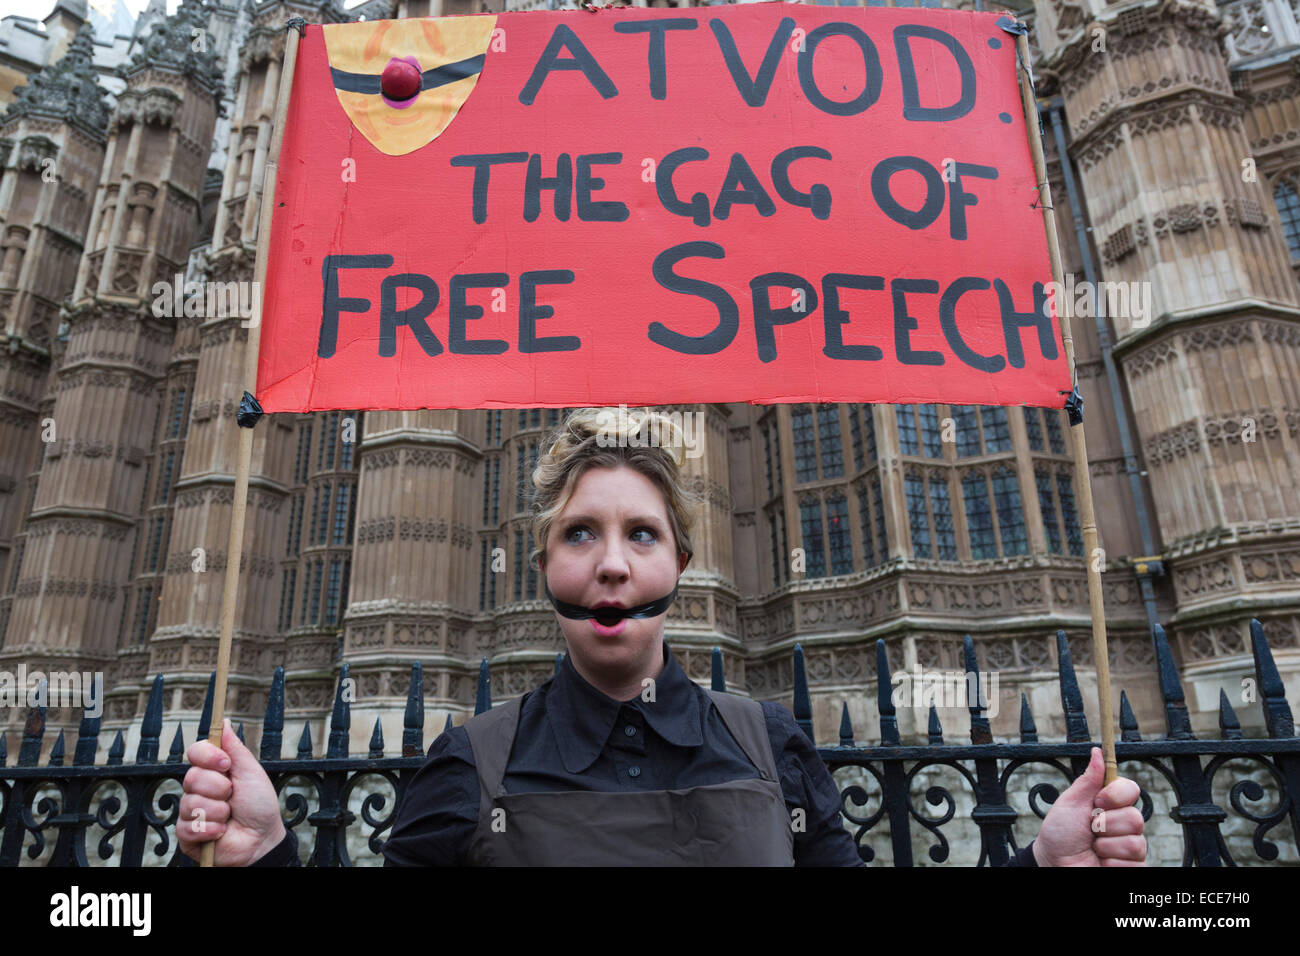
[595, 537, 631, 581]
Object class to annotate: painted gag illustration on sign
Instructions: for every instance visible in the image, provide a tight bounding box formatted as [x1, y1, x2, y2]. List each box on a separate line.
[259, 4, 1069, 411]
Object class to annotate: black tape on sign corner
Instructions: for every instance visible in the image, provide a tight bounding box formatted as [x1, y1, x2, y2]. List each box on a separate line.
[997, 15, 1028, 36]
[237, 390, 265, 429]
[1064, 386, 1084, 426]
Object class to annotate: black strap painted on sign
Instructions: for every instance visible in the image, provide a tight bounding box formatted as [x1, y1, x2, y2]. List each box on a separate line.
[330, 54, 487, 96]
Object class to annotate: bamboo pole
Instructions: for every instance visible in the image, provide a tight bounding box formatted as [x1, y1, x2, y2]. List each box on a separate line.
[1014, 28, 1117, 786]
[201, 20, 303, 867]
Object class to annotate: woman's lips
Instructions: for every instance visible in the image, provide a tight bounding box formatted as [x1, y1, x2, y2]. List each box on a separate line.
[590, 617, 627, 636]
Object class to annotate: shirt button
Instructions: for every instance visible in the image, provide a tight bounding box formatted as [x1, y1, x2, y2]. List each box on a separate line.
[629, 766, 641, 777]
[624, 725, 636, 737]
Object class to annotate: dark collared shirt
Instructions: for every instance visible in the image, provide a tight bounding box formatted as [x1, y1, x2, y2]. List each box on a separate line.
[253, 643, 1037, 867]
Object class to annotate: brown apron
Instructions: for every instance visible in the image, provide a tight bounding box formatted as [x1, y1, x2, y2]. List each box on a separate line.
[463, 689, 796, 866]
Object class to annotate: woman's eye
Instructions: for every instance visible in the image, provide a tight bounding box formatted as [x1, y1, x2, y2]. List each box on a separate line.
[632, 527, 657, 542]
[565, 526, 592, 543]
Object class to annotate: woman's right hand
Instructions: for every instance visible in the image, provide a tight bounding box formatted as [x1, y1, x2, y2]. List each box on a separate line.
[179, 718, 287, 866]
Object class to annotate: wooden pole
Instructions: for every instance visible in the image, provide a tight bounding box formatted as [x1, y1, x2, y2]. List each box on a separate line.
[201, 20, 303, 867]
[1014, 29, 1117, 786]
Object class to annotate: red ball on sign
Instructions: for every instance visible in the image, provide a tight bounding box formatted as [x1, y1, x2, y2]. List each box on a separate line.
[381, 60, 421, 101]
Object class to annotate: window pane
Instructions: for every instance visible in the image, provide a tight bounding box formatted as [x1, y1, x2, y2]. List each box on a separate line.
[919, 405, 944, 458]
[770, 421, 783, 495]
[826, 494, 853, 574]
[480, 540, 488, 611]
[326, 558, 342, 625]
[526, 531, 537, 598]
[850, 404, 865, 471]
[858, 485, 874, 568]
[953, 406, 981, 457]
[929, 478, 957, 560]
[992, 468, 1027, 555]
[980, 406, 1011, 453]
[963, 473, 995, 559]
[792, 406, 818, 482]
[514, 532, 524, 601]
[896, 405, 919, 455]
[340, 413, 356, 470]
[861, 404, 877, 462]
[1058, 472, 1084, 556]
[770, 511, 783, 586]
[800, 498, 826, 577]
[1037, 469, 1061, 554]
[1274, 179, 1300, 260]
[1045, 409, 1066, 454]
[1024, 408, 1043, 451]
[333, 484, 350, 545]
[905, 475, 930, 558]
[872, 475, 888, 564]
[763, 426, 776, 498]
[817, 405, 844, 478]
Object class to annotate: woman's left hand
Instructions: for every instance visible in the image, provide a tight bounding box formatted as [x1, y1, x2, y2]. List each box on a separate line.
[1032, 747, 1147, 866]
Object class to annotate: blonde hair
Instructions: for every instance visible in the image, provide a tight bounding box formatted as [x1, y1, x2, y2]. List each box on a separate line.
[528, 407, 699, 574]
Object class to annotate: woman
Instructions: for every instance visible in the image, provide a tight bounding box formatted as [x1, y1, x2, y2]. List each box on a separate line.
[179, 407, 1146, 866]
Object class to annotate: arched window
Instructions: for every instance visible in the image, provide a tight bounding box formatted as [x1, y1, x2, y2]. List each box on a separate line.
[963, 471, 995, 559]
[826, 492, 853, 574]
[992, 466, 1027, 556]
[799, 496, 826, 577]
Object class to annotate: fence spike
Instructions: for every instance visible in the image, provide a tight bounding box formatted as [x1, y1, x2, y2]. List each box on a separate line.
[0, 730, 6, 767]
[1055, 630, 1091, 742]
[1152, 623, 1194, 740]
[1250, 619, 1294, 739]
[297, 721, 313, 759]
[48, 729, 65, 767]
[1119, 690, 1142, 742]
[167, 722, 185, 763]
[792, 643, 813, 743]
[963, 635, 992, 745]
[261, 666, 285, 762]
[876, 640, 899, 746]
[107, 729, 125, 766]
[327, 663, 350, 758]
[927, 704, 944, 744]
[369, 716, 384, 758]
[475, 658, 491, 715]
[711, 646, 725, 692]
[838, 702, 854, 748]
[197, 671, 215, 740]
[18, 681, 46, 766]
[74, 708, 100, 767]
[1217, 688, 1242, 741]
[402, 662, 424, 758]
[1018, 692, 1037, 743]
[136, 674, 164, 764]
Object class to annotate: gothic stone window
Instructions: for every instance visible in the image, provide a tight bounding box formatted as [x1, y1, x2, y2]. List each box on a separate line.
[791, 404, 845, 481]
[1273, 175, 1300, 261]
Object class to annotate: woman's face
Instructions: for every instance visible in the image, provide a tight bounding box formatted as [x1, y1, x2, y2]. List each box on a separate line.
[542, 464, 688, 687]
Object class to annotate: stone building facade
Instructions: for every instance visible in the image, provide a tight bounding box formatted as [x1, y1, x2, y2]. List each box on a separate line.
[0, 0, 1296, 779]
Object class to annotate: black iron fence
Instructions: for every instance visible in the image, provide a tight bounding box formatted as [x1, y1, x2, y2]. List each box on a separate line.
[1, 619, 1296, 866]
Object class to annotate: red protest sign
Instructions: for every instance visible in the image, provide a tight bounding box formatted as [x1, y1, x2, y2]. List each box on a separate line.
[258, 4, 1068, 412]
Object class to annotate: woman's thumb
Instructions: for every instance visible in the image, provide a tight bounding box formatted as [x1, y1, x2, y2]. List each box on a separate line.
[219, 718, 257, 773]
